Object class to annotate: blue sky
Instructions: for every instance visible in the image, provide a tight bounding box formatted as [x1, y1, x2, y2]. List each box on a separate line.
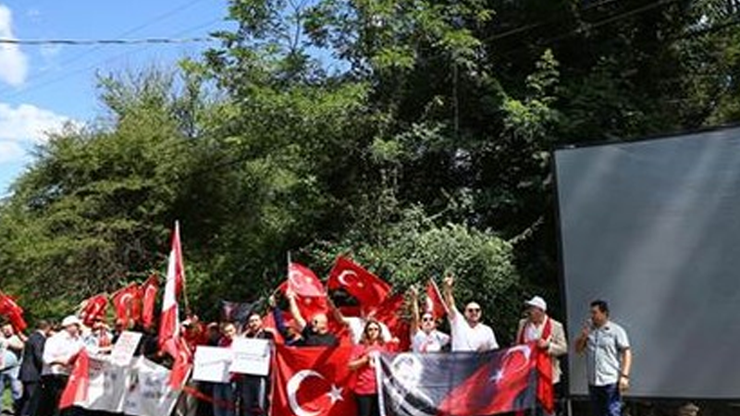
[0, 0, 234, 196]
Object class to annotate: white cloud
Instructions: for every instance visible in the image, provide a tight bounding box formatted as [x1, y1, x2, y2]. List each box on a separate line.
[0, 4, 29, 86]
[0, 102, 71, 145]
[0, 140, 23, 163]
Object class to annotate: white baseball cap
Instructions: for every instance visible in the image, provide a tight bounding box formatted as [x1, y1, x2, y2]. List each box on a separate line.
[61, 315, 82, 327]
[524, 296, 547, 312]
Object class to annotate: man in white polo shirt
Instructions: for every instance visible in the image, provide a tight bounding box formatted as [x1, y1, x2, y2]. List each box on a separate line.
[442, 275, 498, 352]
[37, 315, 85, 416]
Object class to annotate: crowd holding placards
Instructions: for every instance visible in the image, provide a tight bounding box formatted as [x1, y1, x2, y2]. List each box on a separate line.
[0, 225, 632, 416]
[0, 273, 631, 416]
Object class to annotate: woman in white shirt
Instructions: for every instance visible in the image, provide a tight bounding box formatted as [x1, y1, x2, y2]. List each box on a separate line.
[409, 285, 450, 353]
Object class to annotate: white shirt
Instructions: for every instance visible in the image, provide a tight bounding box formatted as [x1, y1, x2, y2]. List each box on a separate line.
[412, 329, 450, 353]
[42, 330, 84, 376]
[0, 334, 23, 376]
[523, 321, 545, 342]
[585, 320, 630, 386]
[449, 305, 498, 352]
[346, 317, 392, 344]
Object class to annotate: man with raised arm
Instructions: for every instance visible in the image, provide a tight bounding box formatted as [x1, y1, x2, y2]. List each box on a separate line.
[286, 290, 338, 347]
[442, 275, 498, 352]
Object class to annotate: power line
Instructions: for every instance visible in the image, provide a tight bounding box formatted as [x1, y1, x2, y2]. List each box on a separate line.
[0, 37, 213, 46]
[485, 0, 624, 42]
[0, 0, 218, 97]
[1, 17, 223, 101]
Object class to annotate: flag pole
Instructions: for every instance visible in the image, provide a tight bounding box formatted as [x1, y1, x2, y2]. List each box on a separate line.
[177, 221, 191, 315]
[431, 278, 450, 315]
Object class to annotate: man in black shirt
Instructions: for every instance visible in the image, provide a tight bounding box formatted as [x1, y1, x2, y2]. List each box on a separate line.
[286, 290, 338, 347]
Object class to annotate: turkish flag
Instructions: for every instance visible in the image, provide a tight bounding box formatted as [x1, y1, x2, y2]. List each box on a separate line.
[273, 345, 357, 416]
[112, 282, 141, 325]
[424, 280, 447, 319]
[373, 294, 410, 351]
[0, 292, 26, 332]
[437, 343, 538, 415]
[140, 274, 159, 329]
[327, 257, 390, 312]
[169, 336, 193, 388]
[59, 349, 90, 409]
[79, 294, 109, 327]
[288, 263, 325, 298]
[278, 281, 329, 320]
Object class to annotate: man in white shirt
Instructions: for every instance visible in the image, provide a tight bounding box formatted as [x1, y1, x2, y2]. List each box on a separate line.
[0, 322, 24, 415]
[442, 275, 498, 352]
[37, 315, 85, 416]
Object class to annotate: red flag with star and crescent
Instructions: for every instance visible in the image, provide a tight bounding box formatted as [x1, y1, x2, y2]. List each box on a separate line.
[424, 279, 447, 320]
[79, 294, 108, 327]
[278, 280, 329, 320]
[273, 345, 357, 416]
[327, 256, 390, 312]
[112, 282, 141, 325]
[140, 274, 159, 329]
[288, 263, 325, 298]
[58, 348, 90, 409]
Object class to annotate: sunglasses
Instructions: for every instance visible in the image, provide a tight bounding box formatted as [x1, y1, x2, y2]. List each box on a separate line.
[466, 308, 481, 313]
[422, 317, 434, 322]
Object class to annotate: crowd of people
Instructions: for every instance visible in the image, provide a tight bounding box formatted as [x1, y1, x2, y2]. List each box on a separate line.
[0, 274, 632, 416]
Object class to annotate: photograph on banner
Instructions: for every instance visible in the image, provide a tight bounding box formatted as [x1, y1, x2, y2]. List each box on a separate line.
[124, 357, 181, 416]
[110, 331, 143, 366]
[192, 346, 233, 383]
[229, 338, 271, 376]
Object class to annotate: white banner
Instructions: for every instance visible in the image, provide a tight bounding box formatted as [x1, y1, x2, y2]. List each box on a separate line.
[193, 346, 232, 383]
[76, 355, 180, 416]
[230, 338, 271, 376]
[109, 331, 143, 366]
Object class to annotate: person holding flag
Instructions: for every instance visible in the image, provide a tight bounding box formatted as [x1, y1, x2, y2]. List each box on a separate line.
[37, 315, 85, 416]
[409, 284, 450, 353]
[442, 274, 498, 352]
[348, 319, 387, 416]
[286, 289, 338, 347]
[515, 295, 567, 415]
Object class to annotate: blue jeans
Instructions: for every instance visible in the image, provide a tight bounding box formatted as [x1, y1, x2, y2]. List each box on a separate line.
[589, 384, 622, 416]
[213, 382, 236, 416]
[0, 371, 23, 414]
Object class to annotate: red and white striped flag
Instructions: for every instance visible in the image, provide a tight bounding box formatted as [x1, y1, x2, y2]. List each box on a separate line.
[158, 221, 184, 356]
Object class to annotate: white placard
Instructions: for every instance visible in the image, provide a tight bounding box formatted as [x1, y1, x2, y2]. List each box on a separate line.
[110, 331, 143, 366]
[192, 346, 233, 383]
[78, 355, 179, 416]
[229, 338, 271, 376]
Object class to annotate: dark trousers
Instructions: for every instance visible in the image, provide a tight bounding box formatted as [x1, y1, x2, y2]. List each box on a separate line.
[20, 380, 41, 416]
[589, 383, 622, 416]
[239, 376, 268, 416]
[37, 374, 68, 416]
[356, 394, 379, 416]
